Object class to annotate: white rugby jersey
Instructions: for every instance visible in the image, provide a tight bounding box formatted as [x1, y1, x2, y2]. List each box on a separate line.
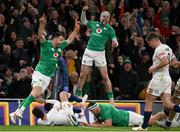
[37, 100, 71, 126]
[152, 43, 175, 77]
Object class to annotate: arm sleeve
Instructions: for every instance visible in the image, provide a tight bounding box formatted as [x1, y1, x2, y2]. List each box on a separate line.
[81, 11, 88, 26]
[87, 21, 94, 29]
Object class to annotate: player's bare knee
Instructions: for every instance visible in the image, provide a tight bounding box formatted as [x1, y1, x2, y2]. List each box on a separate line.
[31, 86, 42, 97]
[162, 101, 173, 109]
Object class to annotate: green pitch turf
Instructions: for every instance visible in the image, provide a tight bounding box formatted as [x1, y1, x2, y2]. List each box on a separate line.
[0, 126, 180, 131]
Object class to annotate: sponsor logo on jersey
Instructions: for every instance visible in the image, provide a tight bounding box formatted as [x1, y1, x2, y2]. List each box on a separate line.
[53, 53, 59, 58]
[104, 27, 108, 30]
[96, 28, 102, 34]
[96, 24, 100, 27]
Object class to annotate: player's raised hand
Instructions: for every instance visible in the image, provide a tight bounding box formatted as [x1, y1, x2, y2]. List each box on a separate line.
[39, 14, 47, 25]
[82, 6, 89, 12]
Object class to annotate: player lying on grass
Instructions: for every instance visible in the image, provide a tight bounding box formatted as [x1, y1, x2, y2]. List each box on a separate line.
[32, 91, 87, 126]
[155, 109, 180, 127]
[85, 102, 162, 127]
[157, 61, 180, 128]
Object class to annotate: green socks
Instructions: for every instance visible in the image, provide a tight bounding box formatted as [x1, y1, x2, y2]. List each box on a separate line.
[108, 91, 114, 100]
[19, 95, 35, 111]
[75, 89, 82, 97]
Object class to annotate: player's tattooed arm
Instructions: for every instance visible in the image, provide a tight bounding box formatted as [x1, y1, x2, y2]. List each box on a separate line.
[81, 6, 89, 25]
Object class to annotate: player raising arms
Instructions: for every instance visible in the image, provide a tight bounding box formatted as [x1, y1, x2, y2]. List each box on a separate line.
[75, 6, 118, 105]
[132, 32, 180, 131]
[9, 14, 80, 124]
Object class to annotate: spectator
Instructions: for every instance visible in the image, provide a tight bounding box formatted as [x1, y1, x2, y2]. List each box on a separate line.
[11, 38, 30, 71]
[115, 58, 139, 99]
[0, 79, 5, 97]
[137, 53, 152, 99]
[0, 44, 12, 68]
[3, 67, 13, 97]
[8, 68, 32, 98]
[20, 17, 35, 43]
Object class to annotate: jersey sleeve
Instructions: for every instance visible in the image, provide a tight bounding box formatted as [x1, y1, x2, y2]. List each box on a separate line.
[101, 105, 112, 120]
[59, 40, 68, 50]
[87, 21, 94, 29]
[40, 40, 48, 46]
[156, 48, 166, 60]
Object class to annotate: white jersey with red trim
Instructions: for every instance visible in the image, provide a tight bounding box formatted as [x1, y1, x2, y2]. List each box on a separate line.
[152, 44, 175, 77]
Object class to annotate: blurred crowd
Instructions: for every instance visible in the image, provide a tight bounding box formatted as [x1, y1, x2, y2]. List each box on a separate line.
[0, 0, 179, 100]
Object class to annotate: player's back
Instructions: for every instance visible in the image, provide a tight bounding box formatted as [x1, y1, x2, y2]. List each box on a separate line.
[152, 43, 174, 77]
[46, 102, 69, 125]
[99, 104, 129, 126]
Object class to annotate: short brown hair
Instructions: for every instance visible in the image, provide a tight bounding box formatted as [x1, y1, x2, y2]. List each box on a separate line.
[146, 32, 159, 42]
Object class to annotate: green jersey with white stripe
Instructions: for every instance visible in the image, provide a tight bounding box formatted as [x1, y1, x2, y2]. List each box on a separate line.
[87, 21, 116, 51]
[99, 104, 129, 126]
[35, 40, 68, 77]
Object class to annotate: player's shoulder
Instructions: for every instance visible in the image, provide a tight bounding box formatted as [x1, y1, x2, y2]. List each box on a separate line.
[155, 44, 166, 52]
[88, 21, 99, 25]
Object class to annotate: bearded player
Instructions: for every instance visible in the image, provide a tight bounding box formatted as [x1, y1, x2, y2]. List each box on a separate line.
[75, 6, 118, 105]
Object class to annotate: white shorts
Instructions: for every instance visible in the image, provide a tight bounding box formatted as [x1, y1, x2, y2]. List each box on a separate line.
[61, 101, 74, 115]
[31, 71, 51, 93]
[147, 75, 172, 96]
[82, 48, 106, 67]
[128, 111, 144, 126]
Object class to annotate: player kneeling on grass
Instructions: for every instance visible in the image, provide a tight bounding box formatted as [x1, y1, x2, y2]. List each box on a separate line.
[33, 91, 87, 126]
[85, 102, 158, 127]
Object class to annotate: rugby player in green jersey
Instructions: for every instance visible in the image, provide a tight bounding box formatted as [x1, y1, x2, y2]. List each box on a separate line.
[75, 6, 118, 105]
[86, 102, 157, 127]
[9, 14, 80, 124]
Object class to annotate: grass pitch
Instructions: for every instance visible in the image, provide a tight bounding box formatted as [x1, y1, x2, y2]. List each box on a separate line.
[0, 126, 180, 131]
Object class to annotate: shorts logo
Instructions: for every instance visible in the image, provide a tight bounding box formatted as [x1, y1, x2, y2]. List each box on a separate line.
[53, 53, 59, 58]
[155, 90, 158, 94]
[96, 28, 102, 34]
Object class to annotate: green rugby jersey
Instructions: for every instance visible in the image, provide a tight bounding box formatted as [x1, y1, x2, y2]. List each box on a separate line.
[87, 21, 116, 51]
[98, 104, 129, 126]
[35, 40, 68, 77]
